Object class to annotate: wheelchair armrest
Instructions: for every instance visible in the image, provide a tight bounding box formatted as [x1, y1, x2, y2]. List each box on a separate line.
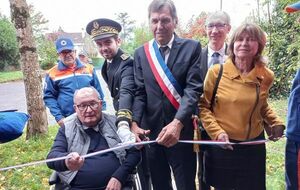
[49, 171, 60, 185]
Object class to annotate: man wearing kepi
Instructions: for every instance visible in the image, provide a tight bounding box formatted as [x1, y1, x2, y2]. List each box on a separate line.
[43, 37, 106, 127]
[285, 2, 300, 190]
[131, 0, 203, 189]
[86, 18, 135, 144]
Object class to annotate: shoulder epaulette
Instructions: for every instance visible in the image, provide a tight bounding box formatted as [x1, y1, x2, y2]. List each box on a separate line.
[120, 53, 130, 61]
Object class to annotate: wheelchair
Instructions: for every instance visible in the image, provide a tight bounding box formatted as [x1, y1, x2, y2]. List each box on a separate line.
[49, 170, 142, 190]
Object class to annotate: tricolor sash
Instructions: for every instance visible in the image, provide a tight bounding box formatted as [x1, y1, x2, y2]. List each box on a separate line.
[143, 39, 183, 110]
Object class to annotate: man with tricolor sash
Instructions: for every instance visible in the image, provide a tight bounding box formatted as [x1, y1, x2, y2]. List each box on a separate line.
[131, 0, 203, 189]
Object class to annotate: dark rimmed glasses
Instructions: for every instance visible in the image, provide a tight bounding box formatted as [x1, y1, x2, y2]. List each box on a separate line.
[75, 101, 100, 111]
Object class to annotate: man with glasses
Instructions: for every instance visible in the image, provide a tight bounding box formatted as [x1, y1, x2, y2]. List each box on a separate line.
[47, 87, 140, 190]
[43, 37, 106, 127]
[198, 11, 231, 190]
[200, 11, 231, 80]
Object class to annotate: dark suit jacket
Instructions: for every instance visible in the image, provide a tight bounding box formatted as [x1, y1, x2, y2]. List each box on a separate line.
[101, 49, 135, 112]
[199, 47, 209, 81]
[132, 34, 203, 139]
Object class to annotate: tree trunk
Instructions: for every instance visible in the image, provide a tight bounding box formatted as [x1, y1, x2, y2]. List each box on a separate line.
[9, 0, 48, 139]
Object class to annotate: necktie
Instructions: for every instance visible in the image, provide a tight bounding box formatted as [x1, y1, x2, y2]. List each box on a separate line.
[159, 46, 169, 61]
[211, 52, 220, 65]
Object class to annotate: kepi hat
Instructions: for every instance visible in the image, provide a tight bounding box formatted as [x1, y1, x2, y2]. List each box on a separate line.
[86, 18, 122, 41]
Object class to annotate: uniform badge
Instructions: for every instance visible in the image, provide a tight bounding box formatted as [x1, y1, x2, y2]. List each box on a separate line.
[120, 53, 129, 61]
[60, 40, 67, 46]
[93, 21, 100, 30]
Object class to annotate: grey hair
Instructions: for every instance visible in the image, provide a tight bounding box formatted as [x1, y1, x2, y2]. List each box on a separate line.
[148, 0, 178, 23]
[205, 11, 231, 25]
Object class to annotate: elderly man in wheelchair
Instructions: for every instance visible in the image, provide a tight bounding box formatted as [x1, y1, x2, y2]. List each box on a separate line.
[47, 87, 141, 190]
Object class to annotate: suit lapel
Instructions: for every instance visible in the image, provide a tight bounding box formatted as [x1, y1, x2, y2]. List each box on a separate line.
[201, 47, 208, 79]
[167, 35, 182, 70]
[108, 50, 123, 91]
[101, 61, 108, 83]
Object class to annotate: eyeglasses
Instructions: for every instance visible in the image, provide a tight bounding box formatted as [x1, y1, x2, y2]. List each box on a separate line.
[206, 23, 227, 30]
[76, 101, 100, 111]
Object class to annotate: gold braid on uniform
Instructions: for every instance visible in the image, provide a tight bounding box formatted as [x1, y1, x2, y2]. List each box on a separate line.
[116, 109, 133, 125]
[91, 26, 119, 39]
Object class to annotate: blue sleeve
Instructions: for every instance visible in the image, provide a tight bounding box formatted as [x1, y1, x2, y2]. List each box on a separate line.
[46, 126, 69, 171]
[91, 69, 107, 110]
[43, 74, 64, 122]
[111, 147, 141, 185]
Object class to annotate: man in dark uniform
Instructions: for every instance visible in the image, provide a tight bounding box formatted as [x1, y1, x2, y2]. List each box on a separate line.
[131, 0, 203, 189]
[198, 11, 231, 190]
[86, 18, 135, 144]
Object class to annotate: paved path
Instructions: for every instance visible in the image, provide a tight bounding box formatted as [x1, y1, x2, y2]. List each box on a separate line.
[0, 70, 115, 125]
[0, 70, 182, 189]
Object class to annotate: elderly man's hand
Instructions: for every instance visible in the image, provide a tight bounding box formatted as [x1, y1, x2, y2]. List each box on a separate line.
[57, 118, 65, 127]
[65, 152, 84, 171]
[105, 177, 121, 190]
[156, 118, 183, 148]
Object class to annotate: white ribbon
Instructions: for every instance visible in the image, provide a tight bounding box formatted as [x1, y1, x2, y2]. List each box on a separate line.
[0, 139, 271, 171]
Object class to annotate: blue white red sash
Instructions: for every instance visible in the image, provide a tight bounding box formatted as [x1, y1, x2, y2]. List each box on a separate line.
[143, 39, 183, 109]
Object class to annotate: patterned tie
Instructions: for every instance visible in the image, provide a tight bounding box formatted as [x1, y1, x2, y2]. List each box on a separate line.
[159, 46, 170, 61]
[211, 52, 220, 65]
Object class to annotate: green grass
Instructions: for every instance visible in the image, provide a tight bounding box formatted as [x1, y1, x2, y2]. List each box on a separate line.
[0, 71, 23, 83]
[0, 98, 288, 189]
[265, 98, 288, 190]
[0, 126, 59, 190]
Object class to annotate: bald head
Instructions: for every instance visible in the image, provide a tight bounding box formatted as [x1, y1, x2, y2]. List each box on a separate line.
[74, 87, 101, 104]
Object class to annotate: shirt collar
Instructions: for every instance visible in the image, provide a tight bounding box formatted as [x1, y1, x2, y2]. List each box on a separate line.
[157, 34, 174, 49]
[83, 125, 99, 132]
[208, 44, 226, 57]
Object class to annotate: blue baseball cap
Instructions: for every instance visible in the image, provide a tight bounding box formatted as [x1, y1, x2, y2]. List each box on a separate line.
[55, 37, 75, 53]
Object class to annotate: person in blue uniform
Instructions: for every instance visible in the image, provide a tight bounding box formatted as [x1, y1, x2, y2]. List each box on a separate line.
[43, 37, 106, 127]
[284, 2, 300, 189]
